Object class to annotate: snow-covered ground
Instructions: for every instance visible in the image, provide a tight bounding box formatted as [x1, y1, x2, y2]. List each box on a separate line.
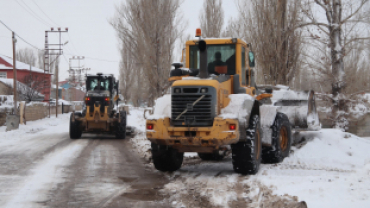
[128, 107, 370, 208]
[1, 107, 370, 207]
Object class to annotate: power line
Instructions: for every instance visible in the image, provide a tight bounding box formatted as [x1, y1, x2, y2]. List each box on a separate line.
[30, 0, 60, 26]
[14, 0, 52, 28]
[0, 20, 44, 51]
[67, 33, 80, 54]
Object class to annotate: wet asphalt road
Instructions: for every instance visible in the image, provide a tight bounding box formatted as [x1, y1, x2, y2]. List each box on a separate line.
[0, 132, 171, 208]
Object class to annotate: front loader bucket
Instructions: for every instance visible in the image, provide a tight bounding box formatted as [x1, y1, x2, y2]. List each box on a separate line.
[272, 89, 320, 130]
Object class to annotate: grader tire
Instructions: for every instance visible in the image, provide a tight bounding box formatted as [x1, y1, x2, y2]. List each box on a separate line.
[231, 115, 262, 175]
[198, 152, 224, 161]
[262, 112, 292, 163]
[116, 111, 127, 139]
[151, 143, 183, 172]
[69, 113, 82, 139]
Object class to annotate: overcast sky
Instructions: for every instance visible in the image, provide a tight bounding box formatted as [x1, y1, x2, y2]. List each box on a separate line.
[0, 0, 238, 81]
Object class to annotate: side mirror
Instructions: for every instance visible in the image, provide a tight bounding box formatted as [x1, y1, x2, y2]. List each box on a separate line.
[249, 51, 255, 68]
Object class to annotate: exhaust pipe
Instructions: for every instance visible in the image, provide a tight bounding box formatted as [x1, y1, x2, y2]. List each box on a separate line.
[198, 40, 208, 79]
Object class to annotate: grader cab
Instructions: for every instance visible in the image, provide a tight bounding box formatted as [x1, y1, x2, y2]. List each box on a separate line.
[69, 73, 127, 139]
[146, 29, 319, 174]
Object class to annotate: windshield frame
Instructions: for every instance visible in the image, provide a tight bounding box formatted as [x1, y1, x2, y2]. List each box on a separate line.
[86, 76, 113, 95]
[189, 44, 236, 75]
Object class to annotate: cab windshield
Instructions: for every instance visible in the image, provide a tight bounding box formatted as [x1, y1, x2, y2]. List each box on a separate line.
[189, 44, 236, 75]
[86, 77, 111, 92]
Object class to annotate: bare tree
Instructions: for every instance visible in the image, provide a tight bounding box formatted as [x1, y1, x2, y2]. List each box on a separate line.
[199, 0, 224, 38]
[299, 0, 370, 129]
[16, 48, 37, 67]
[222, 17, 245, 38]
[111, 0, 184, 106]
[37, 50, 44, 70]
[118, 40, 135, 103]
[237, 0, 304, 86]
[17, 74, 46, 102]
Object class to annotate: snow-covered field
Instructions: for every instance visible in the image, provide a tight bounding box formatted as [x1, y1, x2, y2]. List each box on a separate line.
[128, 107, 370, 208]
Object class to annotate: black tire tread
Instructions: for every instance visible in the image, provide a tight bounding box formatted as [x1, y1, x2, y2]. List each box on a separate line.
[262, 112, 292, 163]
[151, 143, 184, 172]
[116, 111, 127, 139]
[69, 113, 82, 139]
[231, 114, 262, 174]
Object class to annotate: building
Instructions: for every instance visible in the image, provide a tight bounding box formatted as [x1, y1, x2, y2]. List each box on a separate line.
[0, 78, 45, 102]
[52, 80, 85, 101]
[0, 55, 52, 100]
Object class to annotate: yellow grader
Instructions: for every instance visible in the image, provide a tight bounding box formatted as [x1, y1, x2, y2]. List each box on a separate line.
[69, 73, 127, 139]
[146, 29, 319, 174]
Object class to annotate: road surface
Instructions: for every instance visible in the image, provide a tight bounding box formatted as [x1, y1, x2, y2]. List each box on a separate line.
[0, 131, 172, 208]
[0, 112, 309, 208]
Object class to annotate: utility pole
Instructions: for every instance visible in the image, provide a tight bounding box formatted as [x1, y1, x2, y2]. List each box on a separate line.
[44, 27, 68, 118]
[68, 56, 85, 101]
[12, 32, 18, 116]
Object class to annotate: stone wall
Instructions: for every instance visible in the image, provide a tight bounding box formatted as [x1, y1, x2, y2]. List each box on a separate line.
[24, 103, 49, 122]
[0, 103, 83, 126]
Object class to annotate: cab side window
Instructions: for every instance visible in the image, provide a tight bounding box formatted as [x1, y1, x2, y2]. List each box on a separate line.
[241, 47, 246, 85]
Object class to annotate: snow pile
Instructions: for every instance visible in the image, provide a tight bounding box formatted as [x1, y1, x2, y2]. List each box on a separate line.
[271, 85, 310, 104]
[146, 94, 171, 120]
[259, 129, 370, 208]
[127, 107, 152, 161]
[0, 95, 14, 108]
[164, 164, 305, 208]
[25, 101, 48, 107]
[219, 94, 254, 123]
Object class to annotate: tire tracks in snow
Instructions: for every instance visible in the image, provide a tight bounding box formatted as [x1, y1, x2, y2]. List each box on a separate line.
[3, 139, 89, 208]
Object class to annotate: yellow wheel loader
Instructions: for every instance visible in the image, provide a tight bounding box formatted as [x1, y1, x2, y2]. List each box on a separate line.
[146, 29, 319, 174]
[69, 73, 128, 139]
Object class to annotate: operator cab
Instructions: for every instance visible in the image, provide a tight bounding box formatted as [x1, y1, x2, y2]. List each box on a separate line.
[84, 73, 119, 114]
[86, 75, 114, 96]
[189, 44, 236, 75]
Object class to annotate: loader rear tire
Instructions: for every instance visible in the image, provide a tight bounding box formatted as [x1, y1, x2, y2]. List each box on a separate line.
[69, 113, 82, 139]
[198, 151, 224, 161]
[151, 143, 183, 172]
[231, 114, 262, 175]
[262, 112, 291, 163]
[116, 111, 126, 139]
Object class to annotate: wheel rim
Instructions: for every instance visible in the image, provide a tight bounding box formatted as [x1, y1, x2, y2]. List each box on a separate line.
[256, 129, 261, 159]
[279, 126, 288, 151]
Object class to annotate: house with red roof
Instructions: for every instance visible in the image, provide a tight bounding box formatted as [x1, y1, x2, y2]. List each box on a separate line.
[0, 54, 52, 100]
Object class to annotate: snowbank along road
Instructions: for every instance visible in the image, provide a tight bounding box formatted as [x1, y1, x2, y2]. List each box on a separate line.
[0, 107, 369, 208]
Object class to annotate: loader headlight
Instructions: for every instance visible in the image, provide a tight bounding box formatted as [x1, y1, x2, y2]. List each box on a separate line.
[200, 88, 208, 93]
[174, 88, 181, 93]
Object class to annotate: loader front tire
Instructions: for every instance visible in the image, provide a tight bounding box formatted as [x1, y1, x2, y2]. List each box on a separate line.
[151, 143, 183, 172]
[69, 113, 82, 139]
[231, 114, 262, 175]
[198, 151, 224, 161]
[262, 112, 291, 163]
[116, 111, 126, 139]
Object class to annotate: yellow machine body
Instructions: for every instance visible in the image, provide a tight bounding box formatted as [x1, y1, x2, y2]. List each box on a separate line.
[146, 38, 268, 153]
